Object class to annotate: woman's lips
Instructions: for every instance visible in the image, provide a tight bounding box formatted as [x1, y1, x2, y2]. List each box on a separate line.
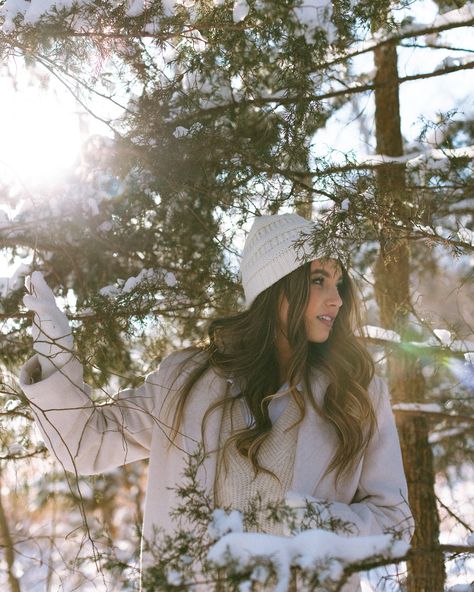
[317, 315, 334, 328]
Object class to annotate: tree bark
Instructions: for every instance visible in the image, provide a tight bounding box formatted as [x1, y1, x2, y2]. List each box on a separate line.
[372, 41, 445, 592]
[0, 465, 22, 592]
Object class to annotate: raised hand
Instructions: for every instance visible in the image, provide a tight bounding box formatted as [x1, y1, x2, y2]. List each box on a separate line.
[23, 271, 74, 379]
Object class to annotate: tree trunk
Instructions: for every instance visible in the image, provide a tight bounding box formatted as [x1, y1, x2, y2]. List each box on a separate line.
[372, 41, 445, 592]
[0, 465, 22, 592]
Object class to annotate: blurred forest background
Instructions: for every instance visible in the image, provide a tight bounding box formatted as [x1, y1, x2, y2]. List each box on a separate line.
[0, 0, 473, 590]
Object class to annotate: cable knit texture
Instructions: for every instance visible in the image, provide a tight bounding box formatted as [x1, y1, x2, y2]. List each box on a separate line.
[240, 214, 318, 306]
[215, 395, 300, 534]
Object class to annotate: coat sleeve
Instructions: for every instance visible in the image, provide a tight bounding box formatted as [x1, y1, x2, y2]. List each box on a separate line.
[18, 350, 192, 475]
[321, 376, 414, 543]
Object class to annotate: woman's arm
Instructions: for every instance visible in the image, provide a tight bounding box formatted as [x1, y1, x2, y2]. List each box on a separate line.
[19, 354, 159, 475]
[19, 351, 188, 476]
[19, 271, 191, 476]
[289, 376, 414, 543]
[323, 376, 414, 543]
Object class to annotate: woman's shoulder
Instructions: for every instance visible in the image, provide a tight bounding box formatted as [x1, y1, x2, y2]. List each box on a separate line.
[158, 347, 209, 378]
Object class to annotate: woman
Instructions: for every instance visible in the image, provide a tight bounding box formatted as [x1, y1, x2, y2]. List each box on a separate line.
[20, 213, 413, 591]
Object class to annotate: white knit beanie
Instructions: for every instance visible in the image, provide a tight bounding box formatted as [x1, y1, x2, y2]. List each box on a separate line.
[240, 213, 318, 306]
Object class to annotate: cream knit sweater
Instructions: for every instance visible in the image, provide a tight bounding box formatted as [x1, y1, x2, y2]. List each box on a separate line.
[215, 394, 301, 534]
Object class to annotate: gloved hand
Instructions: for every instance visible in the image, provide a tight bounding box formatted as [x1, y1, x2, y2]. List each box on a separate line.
[23, 271, 74, 380]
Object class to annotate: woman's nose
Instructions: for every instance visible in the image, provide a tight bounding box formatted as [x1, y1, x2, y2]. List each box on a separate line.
[326, 286, 343, 308]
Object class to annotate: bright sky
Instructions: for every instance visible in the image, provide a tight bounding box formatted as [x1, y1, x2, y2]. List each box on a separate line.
[0, 74, 83, 187]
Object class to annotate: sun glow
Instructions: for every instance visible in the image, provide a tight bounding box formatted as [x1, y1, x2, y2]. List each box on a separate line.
[0, 80, 83, 188]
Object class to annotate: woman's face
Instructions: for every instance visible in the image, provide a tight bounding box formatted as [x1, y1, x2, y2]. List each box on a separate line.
[278, 259, 344, 344]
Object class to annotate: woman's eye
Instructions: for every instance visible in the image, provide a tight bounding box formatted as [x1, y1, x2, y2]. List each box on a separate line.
[311, 277, 324, 285]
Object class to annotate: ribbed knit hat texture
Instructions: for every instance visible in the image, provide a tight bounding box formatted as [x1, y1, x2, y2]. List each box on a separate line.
[240, 213, 318, 306]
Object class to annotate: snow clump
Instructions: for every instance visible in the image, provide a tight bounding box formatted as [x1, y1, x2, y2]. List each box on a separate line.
[208, 528, 409, 592]
[0, 263, 31, 298]
[99, 268, 177, 299]
[208, 508, 244, 541]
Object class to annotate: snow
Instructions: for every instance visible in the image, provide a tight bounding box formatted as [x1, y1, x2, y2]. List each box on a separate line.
[166, 570, 183, 585]
[97, 221, 113, 232]
[122, 275, 141, 293]
[435, 54, 474, 72]
[392, 402, 444, 413]
[407, 146, 474, 168]
[0, 0, 81, 31]
[7, 443, 26, 456]
[359, 325, 401, 343]
[425, 125, 448, 147]
[208, 528, 409, 592]
[4, 399, 21, 412]
[447, 585, 474, 592]
[447, 358, 474, 392]
[162, 0, 177, 18]
[420, 338, 474, 353]
[430, 3, 474, 28]
[429, 426, 470, 444]
[99, 268, 177, 299]
[0, 262, 31, 298]
[467, 533, 474, 546]
[292, 0, 337, 44]
[457, 227, 474, 247]
[125, 0, 145, 17]
[208, 508, 244, 541]
[164, 271, 177, 287]
[0, 0, 29, 32]
[355, 145, 474, 169]
[433, 329, 452, 345]
[173, 126, 189, 138]
[449, 198, 474, 213]
[359, 325, 474, 356]
[233, 0, 249, 23]
[0, 0, 343, 44]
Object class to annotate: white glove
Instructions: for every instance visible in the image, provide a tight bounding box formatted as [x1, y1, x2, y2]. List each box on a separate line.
[23, 271, 74, 380]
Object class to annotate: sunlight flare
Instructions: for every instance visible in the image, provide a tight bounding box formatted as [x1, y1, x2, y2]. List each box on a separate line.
[0, 83, 83, 187]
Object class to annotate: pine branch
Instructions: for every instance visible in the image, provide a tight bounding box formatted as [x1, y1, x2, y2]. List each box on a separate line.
[325, 8, 474, 69]
[401, 42, 474, 53]
[436, 494, 474, 532]
[173, 60, 474, 127]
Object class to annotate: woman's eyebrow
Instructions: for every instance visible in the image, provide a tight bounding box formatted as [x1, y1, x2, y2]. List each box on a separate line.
[311, 269, 343, 280]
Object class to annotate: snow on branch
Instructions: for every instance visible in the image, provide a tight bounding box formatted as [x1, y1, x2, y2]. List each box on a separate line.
[354, 145, 474, 170]
[358, 325, 401, 344]
[360, 325, 474, 354]
[392, 402, 444, 413]
[98, 267, 177, 300]
[208, 528, 409, 592]
[0, 0, 338, 42]
[419, 3, 474, 30]
[392, 405, 474, 425]
[329, 3, 474, 67]
[0, 262, 31, 298]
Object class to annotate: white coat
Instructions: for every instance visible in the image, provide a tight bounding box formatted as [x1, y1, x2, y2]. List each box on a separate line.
[19, 350, 413, 591]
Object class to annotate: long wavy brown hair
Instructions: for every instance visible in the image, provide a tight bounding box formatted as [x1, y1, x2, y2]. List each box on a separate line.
[169, 260, 376, 483]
